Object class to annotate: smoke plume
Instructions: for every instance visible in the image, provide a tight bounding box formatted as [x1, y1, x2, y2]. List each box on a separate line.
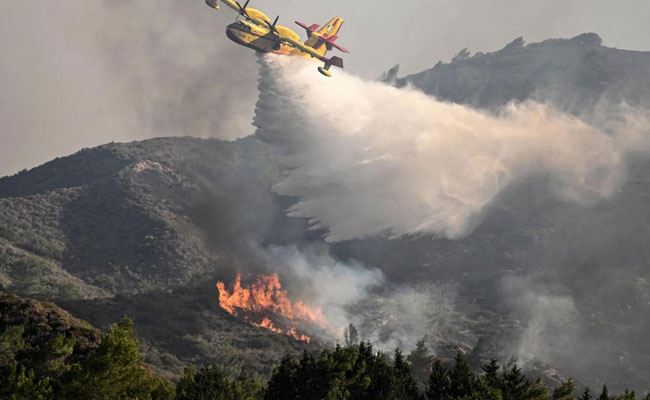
[0, 0, 257, 177]
[260, 244, 459, 352]
[502, 276, 579, 366]
[254, 55, 649, 242]
[262, 244, 384, 336]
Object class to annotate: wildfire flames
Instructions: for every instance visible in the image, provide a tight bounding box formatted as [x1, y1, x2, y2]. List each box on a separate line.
[217, 274, 326, 343]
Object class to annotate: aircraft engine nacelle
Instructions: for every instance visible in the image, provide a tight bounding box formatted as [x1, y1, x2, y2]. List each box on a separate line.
[318, 56, 344, 77]
[318, 67, 332, 77]
[252, 17, 267, 26]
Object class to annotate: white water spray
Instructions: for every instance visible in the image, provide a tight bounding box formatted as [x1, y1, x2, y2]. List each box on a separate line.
[255, 55, 647, 242]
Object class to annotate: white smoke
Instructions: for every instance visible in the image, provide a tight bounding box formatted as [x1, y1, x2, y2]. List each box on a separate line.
[502, 276, 579, 366]
[262, 244, 384, 335]
[262, 245, 459, 351]
[348, 283, 459, 352]
[254, 55, 649, 242]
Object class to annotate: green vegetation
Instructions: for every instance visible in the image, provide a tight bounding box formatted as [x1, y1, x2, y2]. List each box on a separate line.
[0, 137, 311, 380]
[264, 345, 421, 399]
[176, 365, 262, 400]
[2, 134, 650, 396]
[61, 318, 174, 399]
[8, 256, 47, 294]
[0, 316, 173, 400]
[0, 291, 171, 399]
[1, 290, 649, 400]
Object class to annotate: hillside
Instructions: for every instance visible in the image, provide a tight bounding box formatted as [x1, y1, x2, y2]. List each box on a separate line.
[395, 33, 650, 113]
[8, 292, 630, 400]
[0, 136, 287, 297]
[0, 290, 101, 358]
[355, 33, 650, 391]
[0, 136, 316, 379]
[1, 33, 650, 392]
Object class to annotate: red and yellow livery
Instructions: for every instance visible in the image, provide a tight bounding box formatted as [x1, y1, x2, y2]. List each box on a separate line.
[206, 0, 349, 77]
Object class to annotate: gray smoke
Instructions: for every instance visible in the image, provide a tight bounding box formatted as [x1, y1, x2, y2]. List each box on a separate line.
[259, 243, 459, 351]
[250, 54, 650, 391]
[349, 283, 459, 352]
[502, 276, 579, 366]
[0, 0, 257, 177]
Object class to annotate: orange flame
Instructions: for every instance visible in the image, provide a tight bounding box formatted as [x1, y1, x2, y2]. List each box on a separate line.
[217, 274, 325, 343]
[253, 317, 312, 343]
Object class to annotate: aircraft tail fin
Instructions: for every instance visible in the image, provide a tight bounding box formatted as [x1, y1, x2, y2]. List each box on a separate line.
[316, 17, 344, 38]
[327, 56, 344, 69]
[297, 17, 348, 56]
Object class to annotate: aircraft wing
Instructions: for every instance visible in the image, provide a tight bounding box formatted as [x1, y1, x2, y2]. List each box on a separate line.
[218, 0, 271, 24]
[282, 36, 344, 74]
[281, 36, 328, 62]
[219, 0, 245, 16]
[327, 40, 350, 54]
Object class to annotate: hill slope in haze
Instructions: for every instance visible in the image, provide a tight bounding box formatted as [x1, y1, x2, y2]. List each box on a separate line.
[395, 33, 650, 114]
[2, 33, 650, 391]
[364, 32, 650, 391]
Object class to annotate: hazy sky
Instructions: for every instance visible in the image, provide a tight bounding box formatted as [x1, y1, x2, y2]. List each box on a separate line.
[1, 0, 650, 177]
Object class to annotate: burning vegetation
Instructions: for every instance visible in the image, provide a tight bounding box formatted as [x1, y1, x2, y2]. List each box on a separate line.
[216, 273, 326, 342]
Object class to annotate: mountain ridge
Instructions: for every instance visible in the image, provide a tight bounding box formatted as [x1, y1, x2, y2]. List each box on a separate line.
[395, 33, 650, 114]
[2, 33, 650, 391]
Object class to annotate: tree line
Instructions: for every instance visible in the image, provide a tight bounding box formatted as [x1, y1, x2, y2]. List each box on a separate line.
[1, 318, 649, 400]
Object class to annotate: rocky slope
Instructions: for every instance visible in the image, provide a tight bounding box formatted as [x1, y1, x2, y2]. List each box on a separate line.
[1, 33, 650, 391]
[395, 33, 650, 113]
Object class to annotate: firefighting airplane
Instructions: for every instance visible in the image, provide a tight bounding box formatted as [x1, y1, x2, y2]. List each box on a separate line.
[205, 0, 349, 77]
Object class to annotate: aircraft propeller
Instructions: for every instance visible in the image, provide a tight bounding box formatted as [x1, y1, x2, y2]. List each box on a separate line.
[265, 16, 281, 50]
[234, 0, 250, 20]
[265, 15, 280, 33]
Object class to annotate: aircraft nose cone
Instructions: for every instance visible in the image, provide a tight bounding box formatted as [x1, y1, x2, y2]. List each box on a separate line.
[205, 0, 219, 9]
[226, 25, 245, 45]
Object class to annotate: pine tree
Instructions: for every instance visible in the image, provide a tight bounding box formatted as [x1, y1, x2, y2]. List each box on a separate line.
[449, 352, 475, 398]
[175, 364, 237, 400]
[553, 378, 577, 400]
[408, 339, 435, 388]
[527, 379, 549, 400]
[426, 359, 450, 400]
[393, 349, 423, 400]
[616, 389, 636, 400]
[501, 364, 531, 400]
[581, 387, 593, 400]
[175, 365, 262, 400]
[481, 359, 502, 391]
[264, 355, 299, 400]
[62, 317, 173, 400]
[234, 371, 262, 400]
[598, 384, 609, 400]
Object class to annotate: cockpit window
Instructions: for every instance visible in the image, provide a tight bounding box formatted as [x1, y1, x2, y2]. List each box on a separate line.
[238, 21, 252, 32]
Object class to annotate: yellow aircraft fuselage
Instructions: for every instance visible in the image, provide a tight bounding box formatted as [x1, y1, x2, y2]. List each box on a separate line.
[206, 0, 347, 76]
[225, 20, 307, 58]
